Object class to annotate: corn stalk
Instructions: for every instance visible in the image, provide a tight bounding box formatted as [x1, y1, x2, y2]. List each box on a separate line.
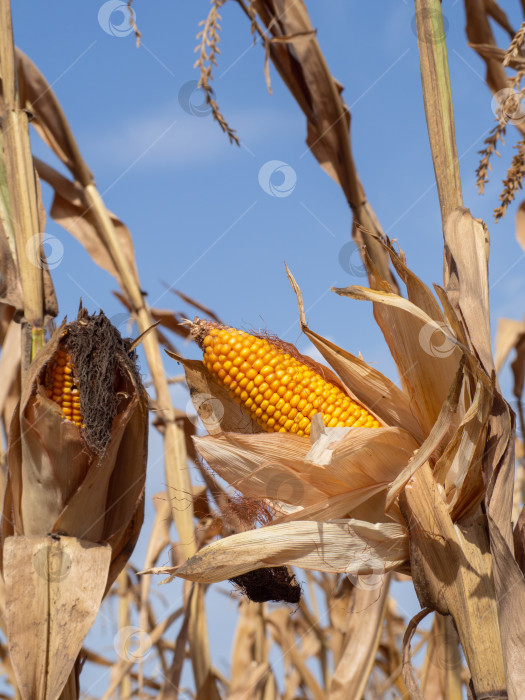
[403, 1, 507, 696]
[0, 0, 43, 369]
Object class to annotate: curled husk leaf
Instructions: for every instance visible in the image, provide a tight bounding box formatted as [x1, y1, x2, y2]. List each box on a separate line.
[4, 308, 148, 590]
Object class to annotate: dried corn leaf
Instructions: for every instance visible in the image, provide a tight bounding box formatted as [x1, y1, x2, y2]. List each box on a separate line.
[516, 200, 525, 253]
[487, 513, 525, 699]
[230, 602, 260, 691]
[167, 287, 222, 324]
[160, 519, 408, 582]
[484, 0, 515, 38]
[443, 209, 492, 374]
[34, 159, 139, 289]
[251, 0, 397, 288]
[421, 615, 462, 700]
[465, 0, 509, 94]
[228, 662, 271, 700]
[329, 578, 390, 700]
[16, 49, 93, 183]
[4, 535, 111, 700]
[495, 317, 525, 373]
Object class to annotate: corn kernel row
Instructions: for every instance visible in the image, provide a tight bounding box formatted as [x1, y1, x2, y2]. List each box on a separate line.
[46, 345, 83, 428]
[202, 326, 380, 436]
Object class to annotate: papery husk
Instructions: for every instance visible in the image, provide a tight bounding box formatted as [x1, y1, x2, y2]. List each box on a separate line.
[333, 283, 462, 437]
[173, 353, 263, 436]
[147, 519, 408, 583]
[6, 318, 147, 557]
[3, 313, 147, 700]
[194, 416, 418, 526]
[4, 536, 111, 700]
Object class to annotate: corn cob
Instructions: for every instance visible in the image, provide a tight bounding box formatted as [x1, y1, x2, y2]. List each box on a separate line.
[199, 323, 380, 436]
[45, 344, 83, 428]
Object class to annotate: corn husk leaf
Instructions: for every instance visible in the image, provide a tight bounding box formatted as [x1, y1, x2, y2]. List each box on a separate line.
[443, 209, 493, 373]
[286, 264, 422, 439]
[435, 378, 492, 521]
[195, 421, 417, 525]
[333, 283, 461, 435]
[172, 353, 263, 435]
[148, 519, 408, 583]
[7, 324, 147, 547]
[194, 432, 331, 505]
[305, 422, 418, 489]
[386, 358, 464, 512]
[442, 209, 516, 550]
[4, 535, 111, 700]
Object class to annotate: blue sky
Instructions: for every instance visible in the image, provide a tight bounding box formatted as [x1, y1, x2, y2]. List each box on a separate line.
[9, 0, 525, 695]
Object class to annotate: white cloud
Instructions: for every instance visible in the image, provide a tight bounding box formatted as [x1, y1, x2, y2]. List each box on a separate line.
[87, 104, 301, 170]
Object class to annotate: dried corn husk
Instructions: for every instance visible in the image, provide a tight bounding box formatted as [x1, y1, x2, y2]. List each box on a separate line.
[3, 308, 148, 700]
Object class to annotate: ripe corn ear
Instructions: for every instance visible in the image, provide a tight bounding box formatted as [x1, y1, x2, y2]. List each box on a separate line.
[45, 344, 83, 427]
[195, 321, 380, 436]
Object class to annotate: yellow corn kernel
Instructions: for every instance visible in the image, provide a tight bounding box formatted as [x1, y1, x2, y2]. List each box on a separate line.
[45, 345, 83, 428]
[200, 324, 381, 435]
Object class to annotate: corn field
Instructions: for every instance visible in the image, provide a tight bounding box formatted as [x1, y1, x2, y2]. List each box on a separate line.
[1, 0, 525, 698]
